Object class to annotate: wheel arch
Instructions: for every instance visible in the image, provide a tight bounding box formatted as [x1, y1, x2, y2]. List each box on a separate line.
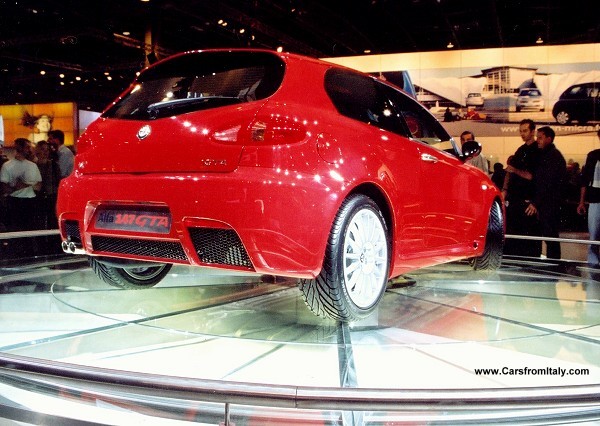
[346, 182, 394, 245]
[306, 182, 394, 281]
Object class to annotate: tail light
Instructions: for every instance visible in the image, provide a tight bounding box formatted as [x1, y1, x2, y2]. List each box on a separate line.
[248, 114, 307, 145]
[212, 114, 308, 146]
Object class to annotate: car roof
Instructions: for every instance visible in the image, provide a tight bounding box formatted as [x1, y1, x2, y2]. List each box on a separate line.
[132, 48, 417, 110]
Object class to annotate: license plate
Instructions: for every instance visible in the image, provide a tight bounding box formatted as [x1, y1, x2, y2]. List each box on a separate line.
[95, 209, 171, 234]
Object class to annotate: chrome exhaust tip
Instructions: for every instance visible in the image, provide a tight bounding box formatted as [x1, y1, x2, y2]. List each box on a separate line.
[62, 239, 84, 254]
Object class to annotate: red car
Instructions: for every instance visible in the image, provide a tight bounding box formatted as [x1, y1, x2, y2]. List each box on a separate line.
[57, 49, 503, 322]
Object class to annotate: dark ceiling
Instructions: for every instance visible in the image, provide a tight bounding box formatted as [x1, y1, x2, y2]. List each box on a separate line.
[1, 0, 598, 111]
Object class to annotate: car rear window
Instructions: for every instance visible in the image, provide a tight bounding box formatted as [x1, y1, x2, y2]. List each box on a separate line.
[103, 51, 285, 120]
[521, 89, 541, 96]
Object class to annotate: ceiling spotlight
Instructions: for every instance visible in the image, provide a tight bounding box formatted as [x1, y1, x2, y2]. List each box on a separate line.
[40, 70, 46, 76]
[536, 37, 543, 44]
[239, 28, 245, 34]
[447, 42, 454, 48]
[276, 46, 283, 53]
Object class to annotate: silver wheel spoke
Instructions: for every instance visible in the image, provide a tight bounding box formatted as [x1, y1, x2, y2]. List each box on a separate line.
[342, 206, 388, 309]
[344, 260, 361, 276]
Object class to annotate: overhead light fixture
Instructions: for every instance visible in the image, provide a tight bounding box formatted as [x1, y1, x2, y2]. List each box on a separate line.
[447, 42, 454, 48]
[276, 46, 283, 53]
[536, 37, 543, 44]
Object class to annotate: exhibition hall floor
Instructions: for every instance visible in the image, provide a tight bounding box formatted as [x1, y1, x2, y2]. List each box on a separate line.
[1, 254, 599, 391]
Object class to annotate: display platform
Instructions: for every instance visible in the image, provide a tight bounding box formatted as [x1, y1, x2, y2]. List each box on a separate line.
[1, 254, 598, 392]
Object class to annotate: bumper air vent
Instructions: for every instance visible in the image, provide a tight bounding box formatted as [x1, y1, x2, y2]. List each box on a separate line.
[91, 236, 187, 261]
[188, 228, 253, 269]
[63, 220, 82, 244]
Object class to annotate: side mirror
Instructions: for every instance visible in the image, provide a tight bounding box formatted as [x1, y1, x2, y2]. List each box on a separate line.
[461, 140, 482, 160]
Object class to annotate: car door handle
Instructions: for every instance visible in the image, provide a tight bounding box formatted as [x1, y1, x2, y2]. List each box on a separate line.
[420, 153, 439, 163]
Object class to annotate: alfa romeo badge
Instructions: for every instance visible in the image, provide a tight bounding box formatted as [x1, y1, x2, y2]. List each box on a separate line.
[136, 125, 151, 140]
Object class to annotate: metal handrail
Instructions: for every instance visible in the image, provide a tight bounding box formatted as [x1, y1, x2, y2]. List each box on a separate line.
[506, 233, 600, 246]
[0, 229, 60, 240]
[0, 353, 598, 413]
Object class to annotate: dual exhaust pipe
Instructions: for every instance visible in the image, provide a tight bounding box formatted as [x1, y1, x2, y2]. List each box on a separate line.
[61, 240, 85, 255]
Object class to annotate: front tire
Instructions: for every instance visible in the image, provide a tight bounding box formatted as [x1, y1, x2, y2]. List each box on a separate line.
[90, 257, 172, 289]
[300, 194, 390, 322]
[472, 200, 504, 271]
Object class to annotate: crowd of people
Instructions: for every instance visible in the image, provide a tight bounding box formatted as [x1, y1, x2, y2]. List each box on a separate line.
[466, 121, 600, 266]
[0, 130, 74, 233]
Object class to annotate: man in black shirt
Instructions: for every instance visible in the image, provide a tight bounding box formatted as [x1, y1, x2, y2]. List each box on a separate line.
[527, 126, 567, 259]
[577, 129, 600, 266]
[502, 119, 541, 257]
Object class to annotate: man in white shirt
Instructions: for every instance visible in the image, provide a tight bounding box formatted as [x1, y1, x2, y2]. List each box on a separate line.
[1, 138, 42, 231]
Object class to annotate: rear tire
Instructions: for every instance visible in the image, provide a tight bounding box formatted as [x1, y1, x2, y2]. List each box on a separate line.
[90, 257, 172, 289]
[472, 200, 504, 271]
[300, 194, 390, 322]
[555, 110, 571, 125]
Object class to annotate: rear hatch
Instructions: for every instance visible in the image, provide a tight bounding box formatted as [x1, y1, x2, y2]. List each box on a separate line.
[78, 50, 285, 174]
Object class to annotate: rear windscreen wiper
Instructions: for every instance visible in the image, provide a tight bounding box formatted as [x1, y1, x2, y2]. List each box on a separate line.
[147, 96, 243, 118]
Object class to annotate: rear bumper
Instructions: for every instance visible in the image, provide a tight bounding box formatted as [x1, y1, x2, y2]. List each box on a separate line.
[57, 168, 340, 278]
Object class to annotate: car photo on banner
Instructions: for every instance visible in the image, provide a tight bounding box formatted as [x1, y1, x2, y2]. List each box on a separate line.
[57, 49, 504, 322]
[552, 82, 600, 124]
[516, 88, 544, 112]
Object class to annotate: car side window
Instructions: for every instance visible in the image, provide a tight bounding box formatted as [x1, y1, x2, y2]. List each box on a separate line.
[568, 85, 583, 97]
[383, 84, 453, 151]
[324, 69, 404, 134]
[325, 68, 454, 153]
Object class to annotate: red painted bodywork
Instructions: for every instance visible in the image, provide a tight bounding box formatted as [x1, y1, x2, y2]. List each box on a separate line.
[57, 49, 501, 279]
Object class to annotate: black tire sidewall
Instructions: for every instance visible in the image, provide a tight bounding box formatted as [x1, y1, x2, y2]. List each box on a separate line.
[473, 200, 504, 271]
[90, 257, 171, 289]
